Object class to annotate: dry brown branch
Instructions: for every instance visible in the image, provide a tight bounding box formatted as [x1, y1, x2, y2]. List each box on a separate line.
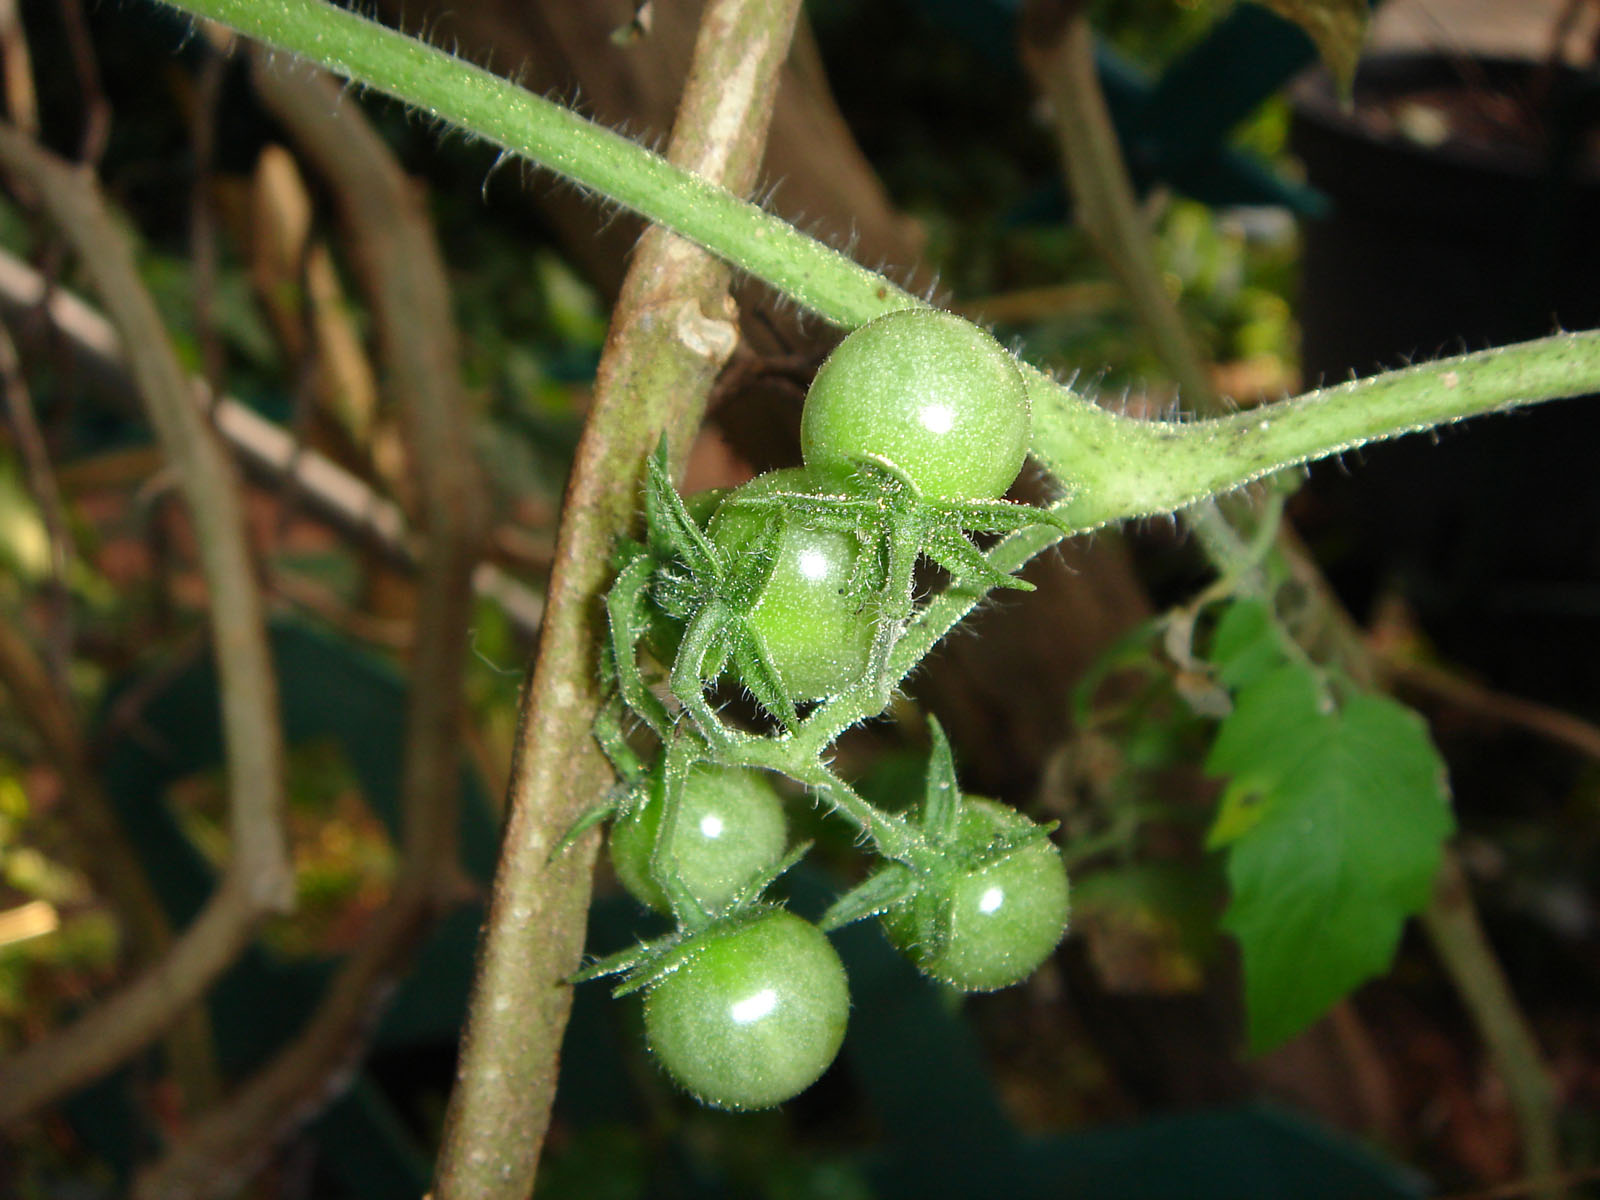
[0, 616, 226, 1112]
[1385, 658, 1600, 765]
[129, 48, 493, 1197]
[432, 0, 803, 1193]
[56, 0, 107, 166]
[0, 247, 546, 638]
[1018, 1, 1218, 410]
[0, 0, 39, 135]
[0, 620, 173, 969]
[0, 124, 293, 1125]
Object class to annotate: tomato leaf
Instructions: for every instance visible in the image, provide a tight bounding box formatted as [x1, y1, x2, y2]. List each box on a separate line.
[1207, 597, 1286, 692]
[1206, 663, 1453, 1052]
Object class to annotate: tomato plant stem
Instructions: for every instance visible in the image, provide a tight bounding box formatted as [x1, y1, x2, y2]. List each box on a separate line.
[159, 1, 1600, 527]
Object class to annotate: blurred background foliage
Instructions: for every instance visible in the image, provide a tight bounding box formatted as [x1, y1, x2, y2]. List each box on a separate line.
[3, 0, 1600, 1197]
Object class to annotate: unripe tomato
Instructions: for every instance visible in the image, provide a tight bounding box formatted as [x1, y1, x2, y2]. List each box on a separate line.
[609, 761, 788, 913]
[708, 468, 877, 701]
[883, 799, 1070, 991]
[800, 310, 1031, 502]
[644, 909, 850, 1109]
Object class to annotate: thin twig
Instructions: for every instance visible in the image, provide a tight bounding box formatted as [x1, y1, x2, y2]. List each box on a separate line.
[131, 48, 493, 1198]
[0, 618, 226, 1113]
[0, 620, 174, 972]
[56, 0, 108, 167]
[432, 0, 803, 1193]
[1019, 1, 1218, 411]
[0, 123, 293, 1125]
[185, 32, 231, 406]
[1422, 856, 1566, 1200]
[0, 319, 72, 675]
[1384, 658, 1600, 765]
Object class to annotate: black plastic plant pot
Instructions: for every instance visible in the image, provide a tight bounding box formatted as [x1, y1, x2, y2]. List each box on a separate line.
[1290, 52, 1600, 380]
[1286, 53, 1600, 710]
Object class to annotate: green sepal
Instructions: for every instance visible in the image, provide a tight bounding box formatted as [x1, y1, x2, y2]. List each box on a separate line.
[715, 487, 884, 536]
[729, 628, 800, 730]
[925, 527, 1035, 593]
[819, 863, 917, 932]
[719, 512, 784, 613]
[724, 839, 814, 911]
[610, 904, 781, 997]
[604, 547, 672, 735]
[569, 934, 675, 986]
[921, 716, 961, 840]
[591, 692, 646, 780]
[964, 819, 1060, 870]
[935, 496, 1072, 537]
[644, 436, 722, 580]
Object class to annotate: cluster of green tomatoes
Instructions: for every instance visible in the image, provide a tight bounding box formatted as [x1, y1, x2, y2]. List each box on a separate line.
[573, 310, 1074, 1111]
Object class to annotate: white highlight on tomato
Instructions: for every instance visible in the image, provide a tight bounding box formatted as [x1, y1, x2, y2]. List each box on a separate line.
[978, 886, 1005, 915]
[698, 814, 725, 839]
[730, 987, 778, 1024]
[919, 403, 956, 435]
[796, 548, 829, 581]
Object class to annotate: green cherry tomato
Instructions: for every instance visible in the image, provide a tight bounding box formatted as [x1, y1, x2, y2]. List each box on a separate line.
[644, 909, 851, 1110]
[883, 799, 1070, 992]
[709, 469, 877, 701]
[609, 761, 788, 913]
[800, 309, 1031, 502]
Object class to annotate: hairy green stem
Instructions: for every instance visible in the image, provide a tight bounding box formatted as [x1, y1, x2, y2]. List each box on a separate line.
[1027, 332, 1600, 529]
[154, 0, 1600, 525]
[729, 738, 916, 859]
[1424, 856, 1566, 1200]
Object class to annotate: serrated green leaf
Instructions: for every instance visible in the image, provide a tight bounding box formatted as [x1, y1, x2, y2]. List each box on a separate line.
[1205, 665, 1327, 849]
[1207, 597, 1289, 692]
[1206, 664, 1453, 1051]
[1251, 0, 1368, 94]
